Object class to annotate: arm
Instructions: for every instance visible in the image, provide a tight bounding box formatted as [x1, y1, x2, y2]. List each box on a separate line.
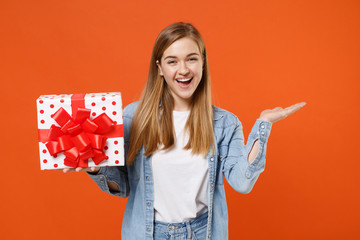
[87, 165, 129, 198]
[85, 112, 133, 198]
[67, 167, 120, 192]
[87, 168, 121, 192]
[247, 102, 308, 164]
[222, 118, 272, 194]
[65, 106, 136, 197]
[248, 140, 259, 164]
[223, 102, 306, 193]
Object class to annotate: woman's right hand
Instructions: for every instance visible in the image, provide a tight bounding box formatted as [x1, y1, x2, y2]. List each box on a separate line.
[63, 166, 101, 174]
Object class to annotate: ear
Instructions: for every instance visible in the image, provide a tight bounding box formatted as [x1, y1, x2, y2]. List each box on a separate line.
[156, 60, 164, 76]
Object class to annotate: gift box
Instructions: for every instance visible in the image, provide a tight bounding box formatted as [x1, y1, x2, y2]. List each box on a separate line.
[37, 92, 124, 170]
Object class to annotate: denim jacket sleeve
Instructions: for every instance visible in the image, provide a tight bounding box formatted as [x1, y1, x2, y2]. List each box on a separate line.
[222, 118, 272, 194]
[86, 103, 136, 198]
[87, 165, 129, 198]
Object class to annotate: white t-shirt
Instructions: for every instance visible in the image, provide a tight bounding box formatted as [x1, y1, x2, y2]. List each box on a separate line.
[151, 110, 209, 223]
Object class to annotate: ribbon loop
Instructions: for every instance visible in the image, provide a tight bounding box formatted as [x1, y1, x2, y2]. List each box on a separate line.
[67, 124, 82, 135]
[82, 118, 98, 133]
[87, 133, 107, 150]
[61, 119, 77, 133]
[72, 132, 91, 151]
[43, 105, 119, 168]
[58, 135, 74, 151]
[52, 107, 72, 126]
[48, 125, 63, 141]
[74, 108, 91, 123]
[92, 149, 108, 165]
[93, 113, 114, 134]
[64, 147, 79, 160]
[46, 141, 61, 156]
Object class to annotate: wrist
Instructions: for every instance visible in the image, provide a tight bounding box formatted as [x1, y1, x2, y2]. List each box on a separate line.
[259, 116, 272, 123]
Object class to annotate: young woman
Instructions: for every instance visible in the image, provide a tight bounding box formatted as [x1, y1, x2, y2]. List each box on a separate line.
[64, 22, 305, 240]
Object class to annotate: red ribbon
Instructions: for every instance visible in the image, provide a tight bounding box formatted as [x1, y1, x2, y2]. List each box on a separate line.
[38, 94, 124, 168]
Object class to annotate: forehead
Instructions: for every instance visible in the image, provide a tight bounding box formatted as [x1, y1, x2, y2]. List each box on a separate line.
[162, 37, 200, 58]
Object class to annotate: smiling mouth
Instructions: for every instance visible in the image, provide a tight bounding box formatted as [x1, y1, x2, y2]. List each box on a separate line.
[176, 78, 192, 84]
[176, 78, 193, 88]
[176, 78, 192, 83]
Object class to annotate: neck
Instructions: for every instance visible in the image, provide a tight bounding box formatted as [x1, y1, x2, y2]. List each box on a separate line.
[173, 100, 191, 111]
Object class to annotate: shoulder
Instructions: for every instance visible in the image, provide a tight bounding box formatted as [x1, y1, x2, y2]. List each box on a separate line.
[212, 105, 242, 128]
[123, 101, 140, 119]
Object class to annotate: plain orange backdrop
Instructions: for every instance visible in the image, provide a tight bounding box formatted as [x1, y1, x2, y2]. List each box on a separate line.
[1, 0, 359, 239]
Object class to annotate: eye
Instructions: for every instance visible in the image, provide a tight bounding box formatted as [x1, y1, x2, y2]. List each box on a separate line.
[167, 60, 176, 64]
[188, 58, 198, 61]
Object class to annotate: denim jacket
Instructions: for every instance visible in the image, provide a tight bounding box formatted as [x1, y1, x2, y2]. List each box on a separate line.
[88, 102, 272, 240]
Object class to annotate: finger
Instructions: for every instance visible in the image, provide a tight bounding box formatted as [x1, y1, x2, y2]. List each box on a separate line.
[284, 102, 306, 112]
[284, 102, 306, 115]
[76, 167, 94, 172]
[63, 167, 73, 173]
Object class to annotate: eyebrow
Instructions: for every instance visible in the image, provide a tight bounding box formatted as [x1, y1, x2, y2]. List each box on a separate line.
[164, 53, 200, 60]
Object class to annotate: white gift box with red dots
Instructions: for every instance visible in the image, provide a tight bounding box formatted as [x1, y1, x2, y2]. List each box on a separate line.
[36, 92, 124, 170]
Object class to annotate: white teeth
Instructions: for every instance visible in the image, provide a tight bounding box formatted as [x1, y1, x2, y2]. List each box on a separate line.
[176, 78, 192, 82]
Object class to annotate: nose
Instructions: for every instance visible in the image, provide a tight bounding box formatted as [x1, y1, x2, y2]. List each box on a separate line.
[178, 61, 189, 75]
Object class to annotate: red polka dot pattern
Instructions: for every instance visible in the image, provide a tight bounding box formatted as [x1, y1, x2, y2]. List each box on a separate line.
[38, 92, 124, 170]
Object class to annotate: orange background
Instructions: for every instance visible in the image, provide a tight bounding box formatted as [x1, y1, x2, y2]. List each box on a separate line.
[1, 0, 359, 239]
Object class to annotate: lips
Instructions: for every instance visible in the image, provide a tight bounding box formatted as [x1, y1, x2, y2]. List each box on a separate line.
[176, 78, 192, 82]
[176, 78, 193, 88]
[176, 78, 192, 88]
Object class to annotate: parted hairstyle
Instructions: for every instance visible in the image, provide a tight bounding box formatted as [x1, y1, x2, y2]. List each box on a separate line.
[127, 22, 214, 165]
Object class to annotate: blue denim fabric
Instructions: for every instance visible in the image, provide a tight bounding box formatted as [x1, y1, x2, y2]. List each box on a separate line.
[154, 211, 208, 240]
[87, 101, 272, 240]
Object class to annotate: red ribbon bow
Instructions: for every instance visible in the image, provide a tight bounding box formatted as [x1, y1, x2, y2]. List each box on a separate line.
[38, 93, 124, 168]
[45, 107, 115, 167]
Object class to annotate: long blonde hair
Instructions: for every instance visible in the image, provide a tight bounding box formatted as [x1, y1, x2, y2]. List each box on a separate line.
[127, 22, 214, 165]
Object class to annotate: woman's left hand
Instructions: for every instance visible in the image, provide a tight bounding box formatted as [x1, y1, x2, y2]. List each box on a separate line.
[259, 102, 306, 123]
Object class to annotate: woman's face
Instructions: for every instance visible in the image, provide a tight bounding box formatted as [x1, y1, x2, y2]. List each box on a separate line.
[157, 37, 203, 111]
